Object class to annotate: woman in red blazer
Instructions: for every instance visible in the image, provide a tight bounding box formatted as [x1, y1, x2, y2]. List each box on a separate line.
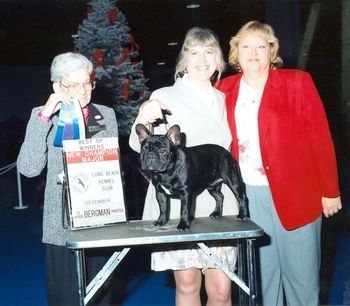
[216, 20, 342, 306]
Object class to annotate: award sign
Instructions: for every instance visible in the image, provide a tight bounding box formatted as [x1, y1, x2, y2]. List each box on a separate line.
[63, 137, 126, 229]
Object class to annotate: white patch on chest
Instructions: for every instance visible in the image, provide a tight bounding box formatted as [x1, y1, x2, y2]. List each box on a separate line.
[160, 185, 173, 195]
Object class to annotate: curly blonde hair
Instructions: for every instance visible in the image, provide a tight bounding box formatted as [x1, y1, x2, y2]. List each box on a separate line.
[228, 20, 283, 72]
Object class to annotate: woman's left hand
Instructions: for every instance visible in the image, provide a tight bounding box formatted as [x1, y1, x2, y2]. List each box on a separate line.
[322, 196, 342, 218]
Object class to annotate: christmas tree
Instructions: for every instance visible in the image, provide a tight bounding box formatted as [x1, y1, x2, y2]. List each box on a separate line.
[73, 0, 150, 136]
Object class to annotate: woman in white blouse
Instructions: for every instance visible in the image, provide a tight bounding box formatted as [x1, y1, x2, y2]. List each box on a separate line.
[129, 27, 238, 306]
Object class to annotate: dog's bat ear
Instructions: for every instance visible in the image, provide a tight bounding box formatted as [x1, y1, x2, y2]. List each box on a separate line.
[135, 124, 151, 143]
[166, 125, 181, 145]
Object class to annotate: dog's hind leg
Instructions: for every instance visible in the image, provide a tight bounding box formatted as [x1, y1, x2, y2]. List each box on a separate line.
[224, 163, 249, 220]
[208, 182, 224, 219]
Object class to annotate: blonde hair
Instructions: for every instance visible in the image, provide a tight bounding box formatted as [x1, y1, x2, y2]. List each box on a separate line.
[175, 27, 225, 81]
[228, 20, 283, 72]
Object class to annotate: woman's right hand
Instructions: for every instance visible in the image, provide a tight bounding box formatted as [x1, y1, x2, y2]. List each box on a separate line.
[40, 93, 69, 117]
[137, 99, 168, 125]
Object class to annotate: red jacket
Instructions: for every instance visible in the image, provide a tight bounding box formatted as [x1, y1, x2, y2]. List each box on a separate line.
[216, 69, 340, 230]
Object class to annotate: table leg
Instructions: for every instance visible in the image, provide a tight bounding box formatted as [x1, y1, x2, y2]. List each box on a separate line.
[85, 248, 130, 305]
[197, 242, 249, 295]
[74, 250, 86, 306]
[246, 239, 258, 306]
[238, 239, 247, 306]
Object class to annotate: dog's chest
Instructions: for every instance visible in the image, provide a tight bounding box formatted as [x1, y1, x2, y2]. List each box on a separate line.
[154, 175, 182, 196]
[160, 184, 173, 195]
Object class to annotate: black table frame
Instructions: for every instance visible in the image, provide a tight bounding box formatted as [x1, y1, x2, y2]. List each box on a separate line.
[66, 216, 263, 306]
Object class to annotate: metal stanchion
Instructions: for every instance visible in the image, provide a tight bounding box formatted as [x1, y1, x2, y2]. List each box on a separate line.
[14, 165, 28, 210]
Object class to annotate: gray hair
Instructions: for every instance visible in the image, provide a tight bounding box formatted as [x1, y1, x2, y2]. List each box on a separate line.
[175, 27, 225, 82]
[50, 52, 93, 83]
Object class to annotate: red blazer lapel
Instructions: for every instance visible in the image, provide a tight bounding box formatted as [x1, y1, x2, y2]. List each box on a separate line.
[217, 74, 242, 159]
[258, 70, 284, 154]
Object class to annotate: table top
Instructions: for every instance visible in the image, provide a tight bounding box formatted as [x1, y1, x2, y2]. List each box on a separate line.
[66, 216, 264, 249]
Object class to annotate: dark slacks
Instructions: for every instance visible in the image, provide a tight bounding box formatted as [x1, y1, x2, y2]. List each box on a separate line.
[45, 244, 116, 306]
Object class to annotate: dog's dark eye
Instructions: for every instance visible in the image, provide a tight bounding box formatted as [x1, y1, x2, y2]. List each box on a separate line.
[159, 149, 167, 155]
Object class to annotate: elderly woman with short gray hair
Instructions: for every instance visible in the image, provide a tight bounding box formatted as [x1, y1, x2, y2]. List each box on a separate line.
[17, 52, 118, 306]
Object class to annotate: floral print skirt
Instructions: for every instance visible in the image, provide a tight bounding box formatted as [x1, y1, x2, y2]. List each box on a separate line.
[151, 245, 237, 272]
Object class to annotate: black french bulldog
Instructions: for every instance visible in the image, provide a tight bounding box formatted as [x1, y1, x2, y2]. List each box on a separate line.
[136, 124, 248, 231]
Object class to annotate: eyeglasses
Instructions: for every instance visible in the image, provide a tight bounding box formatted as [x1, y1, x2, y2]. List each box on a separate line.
[60, 81, 96, 94]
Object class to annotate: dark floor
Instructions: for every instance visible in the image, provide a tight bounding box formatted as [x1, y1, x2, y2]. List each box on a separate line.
[0, 160, 349, 305]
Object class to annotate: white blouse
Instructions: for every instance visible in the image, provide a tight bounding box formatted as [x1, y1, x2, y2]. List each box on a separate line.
[235, 78, 268, 186]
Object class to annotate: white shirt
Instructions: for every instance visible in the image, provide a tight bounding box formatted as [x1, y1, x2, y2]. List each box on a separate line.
[182, 74, 218, 120]
[235, 79, 268, 186]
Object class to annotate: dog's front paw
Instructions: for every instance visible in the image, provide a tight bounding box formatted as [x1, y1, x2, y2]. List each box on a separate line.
[177, 219, 190, 231]
[154, 216, 168, 227]
[210, 211, 223, 219]
[235, 212, 249, 221]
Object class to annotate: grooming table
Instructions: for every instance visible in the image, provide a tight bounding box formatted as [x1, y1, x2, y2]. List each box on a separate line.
[66, 216, 263, 306]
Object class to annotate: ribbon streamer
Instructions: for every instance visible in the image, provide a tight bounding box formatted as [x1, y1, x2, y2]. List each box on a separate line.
[53, 99, 85, 147]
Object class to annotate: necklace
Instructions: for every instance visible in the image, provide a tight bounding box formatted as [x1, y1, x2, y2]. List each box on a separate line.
[251, 88, 263, 104]
[241, 75, 266, 104]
